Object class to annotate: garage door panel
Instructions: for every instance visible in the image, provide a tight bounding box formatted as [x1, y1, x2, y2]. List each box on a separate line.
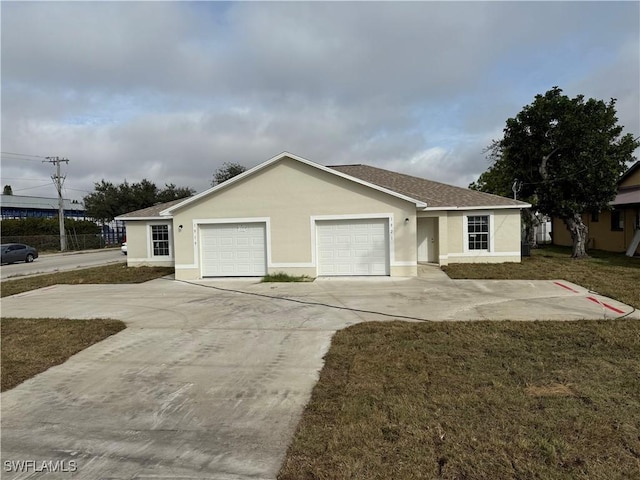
[200, 223, 267, 277]
[317, 219, 389, 276]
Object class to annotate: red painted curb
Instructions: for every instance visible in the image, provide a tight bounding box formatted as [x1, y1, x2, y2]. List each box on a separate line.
[586, 296, 626, 314]
[553, 281, 579, 293]
[554, 281, 627, 315]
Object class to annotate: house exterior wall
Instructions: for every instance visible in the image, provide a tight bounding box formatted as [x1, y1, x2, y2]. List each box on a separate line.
[551, 164, 640, 255]
[418, 209, 522, 264]
[620, 169, 640, 188]
[171, 157, 418, 279]
[553, 208, 640, 254]
[123, 220, 175, 267]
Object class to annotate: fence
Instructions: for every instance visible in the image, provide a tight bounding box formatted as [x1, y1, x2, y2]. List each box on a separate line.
[1, 234, 118, 252]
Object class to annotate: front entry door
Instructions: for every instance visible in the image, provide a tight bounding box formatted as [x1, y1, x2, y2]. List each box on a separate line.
[417, 218, 437, 263]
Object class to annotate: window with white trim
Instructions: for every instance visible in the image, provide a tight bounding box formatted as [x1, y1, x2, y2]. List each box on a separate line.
[467, 215, 489, 251]
[151, 225, 170, 256]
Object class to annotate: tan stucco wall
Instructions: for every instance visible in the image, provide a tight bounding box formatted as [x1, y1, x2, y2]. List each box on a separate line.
[418, 209, 522, 265]
[447, 213, 465, 255]
[171, 157, 418, 279]
[553, 208, 640, 254]
[494, 209, 523, 252]
[123, 220, 174, 267]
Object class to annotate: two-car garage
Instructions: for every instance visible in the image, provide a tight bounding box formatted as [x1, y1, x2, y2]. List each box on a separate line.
[199, 218, 390, 277]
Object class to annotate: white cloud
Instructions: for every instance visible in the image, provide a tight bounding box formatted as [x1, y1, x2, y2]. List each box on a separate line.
[1, 1, 638, 200]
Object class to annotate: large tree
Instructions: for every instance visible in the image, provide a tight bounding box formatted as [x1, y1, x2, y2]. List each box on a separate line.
[84, 179, 195, 223]
[471, 87, 639, 258]
[212, 162, 246, 186]
[470, 142, 544, 248]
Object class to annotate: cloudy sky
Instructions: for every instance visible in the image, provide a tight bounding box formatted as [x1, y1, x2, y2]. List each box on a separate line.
[2, 1, 639, 203]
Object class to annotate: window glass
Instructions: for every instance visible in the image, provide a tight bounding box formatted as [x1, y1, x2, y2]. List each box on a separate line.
[611, 211, 624, 231]
[151, 225, 170, 256]
[468, 215, 489, 250]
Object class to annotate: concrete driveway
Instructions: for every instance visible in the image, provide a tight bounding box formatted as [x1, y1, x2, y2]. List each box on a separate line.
[1, 273, 637, 479]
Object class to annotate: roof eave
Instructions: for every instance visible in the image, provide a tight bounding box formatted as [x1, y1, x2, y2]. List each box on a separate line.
[115, 215, 172, 221]
[420, 203, 531, 211]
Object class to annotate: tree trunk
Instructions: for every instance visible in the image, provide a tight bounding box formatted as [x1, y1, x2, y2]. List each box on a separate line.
[563, 214, 589, 258]
[523, 209, 540, 248]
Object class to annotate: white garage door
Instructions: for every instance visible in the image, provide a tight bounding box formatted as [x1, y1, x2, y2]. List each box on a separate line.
[317, 219, 390, 276]
[200, 223, 267, 277]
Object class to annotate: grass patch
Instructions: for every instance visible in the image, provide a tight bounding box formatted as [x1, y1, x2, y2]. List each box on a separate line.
[442, 245, 640, 309]
[1, 317, 126, 391]
[279, 320, 640, 480]
[262, 272, 313, 282]
[1, 264, 174, 298]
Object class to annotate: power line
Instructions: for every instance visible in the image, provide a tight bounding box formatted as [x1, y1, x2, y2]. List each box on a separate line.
[64, 187, 91, 193]
[1, 151, 47, 161]
[0, 177, 53, 182]
[1, 151, 47, 158]
[11, 183, 54, 193]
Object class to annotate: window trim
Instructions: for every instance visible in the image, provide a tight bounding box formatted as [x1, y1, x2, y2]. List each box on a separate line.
[463, 211, 494, 254]
[147, 222, 172, 258]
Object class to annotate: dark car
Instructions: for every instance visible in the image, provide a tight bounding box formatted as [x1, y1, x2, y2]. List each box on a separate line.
[0, 243, 39, 264]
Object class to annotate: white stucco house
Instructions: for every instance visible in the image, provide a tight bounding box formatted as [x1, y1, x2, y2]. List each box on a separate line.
[116, 152, 530, 280]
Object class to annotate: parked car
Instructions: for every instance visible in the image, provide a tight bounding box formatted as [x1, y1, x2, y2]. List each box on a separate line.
[0, 243, 39, 264]
[121, 242, 127, 255]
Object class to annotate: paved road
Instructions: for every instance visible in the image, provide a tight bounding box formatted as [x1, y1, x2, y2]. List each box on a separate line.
[1, 274, 637, 479]
[0, 249, 125, 280]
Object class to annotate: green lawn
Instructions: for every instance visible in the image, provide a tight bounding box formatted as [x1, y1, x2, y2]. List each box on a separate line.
[1, 264, 174, 298]
[1, 318, 126, 391]
[1, 264, 171, 390]
[279, 320, 640, 480]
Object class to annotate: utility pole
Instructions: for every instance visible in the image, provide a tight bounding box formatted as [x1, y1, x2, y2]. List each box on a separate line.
[512, 179, 522, 200]
[44, 156, 70, 251]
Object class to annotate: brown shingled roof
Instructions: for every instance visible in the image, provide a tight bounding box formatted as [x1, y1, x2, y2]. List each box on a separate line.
[116, 198, 186, 219]
[329, 164, 528, 209]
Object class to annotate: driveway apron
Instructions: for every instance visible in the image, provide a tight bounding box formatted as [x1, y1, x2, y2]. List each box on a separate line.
[1, 276, 637, 479]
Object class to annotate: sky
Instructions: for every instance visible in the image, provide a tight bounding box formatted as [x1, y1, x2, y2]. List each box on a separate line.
[1, 1, 639, 203]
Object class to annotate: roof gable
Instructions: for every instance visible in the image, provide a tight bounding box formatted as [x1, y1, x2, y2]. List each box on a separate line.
[330, 164, 529, 209]
[161, 152, 427, 214]
[619, 161, 640, 188]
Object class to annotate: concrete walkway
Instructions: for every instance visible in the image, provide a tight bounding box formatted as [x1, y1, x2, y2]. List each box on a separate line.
[1, 275, 637, 479]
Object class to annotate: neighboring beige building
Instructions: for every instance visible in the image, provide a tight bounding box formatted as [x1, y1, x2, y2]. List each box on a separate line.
[552, 161, 640, 255]
[117, 152, 530, 279]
